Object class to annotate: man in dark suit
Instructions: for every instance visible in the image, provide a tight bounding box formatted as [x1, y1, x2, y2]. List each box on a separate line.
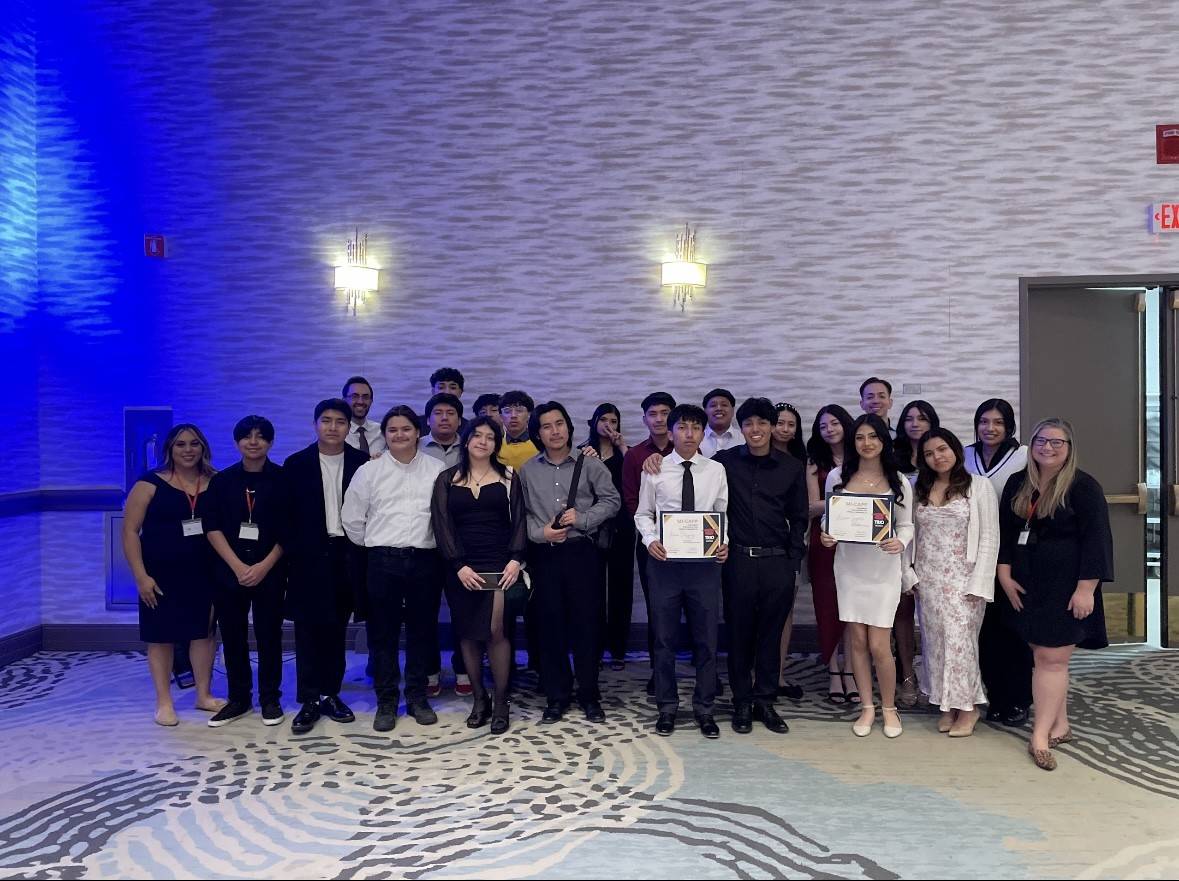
[280, 398, 369, 734]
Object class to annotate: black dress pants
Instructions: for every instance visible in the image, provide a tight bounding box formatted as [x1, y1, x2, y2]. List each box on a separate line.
[531, 539, 604, 706]
[366, 548, 440, 705]
[979, 580, 1033, 711]
[603, 521, 636, 660]
[649, 558, 720, 716]
[215, 575, 284, 705]
[294, 539, 354, 704]
[634, 537, 657, 661]
[723, 553, 797, 709]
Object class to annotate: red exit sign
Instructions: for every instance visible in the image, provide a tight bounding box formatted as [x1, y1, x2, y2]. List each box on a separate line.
[1159, 125, 1179, 163]
[144, 234, 166, 258]
[1150, 203, 1179, 233]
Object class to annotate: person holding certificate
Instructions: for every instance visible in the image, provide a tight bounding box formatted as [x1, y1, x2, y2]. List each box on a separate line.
[997, 418, 1112, 771]
[635, 404, 729, 739]
[820, 414, 914, 738]
[910, 428, 999, 737]
[714, 398, 808, 734]
[431, 416, 528, 734]
[342, 405, 446, 732]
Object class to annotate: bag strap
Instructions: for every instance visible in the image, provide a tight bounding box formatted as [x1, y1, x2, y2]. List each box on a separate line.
[565, 452, 586, 511]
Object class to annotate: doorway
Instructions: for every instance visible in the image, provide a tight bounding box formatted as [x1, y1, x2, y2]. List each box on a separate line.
[1021, 276, 1179, 647]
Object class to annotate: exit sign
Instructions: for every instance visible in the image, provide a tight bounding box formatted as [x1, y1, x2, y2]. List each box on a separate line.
[1149, 203, 1179, 233]
[1159, 125, 1179, 163]
[144, 234, 166, 258]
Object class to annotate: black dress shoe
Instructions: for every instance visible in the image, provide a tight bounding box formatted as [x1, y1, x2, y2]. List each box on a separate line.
[715, 676, 725, 697]
[407, 700, 438, 725]
[985, 704, 1006, 722]
[373, 702, 397, 732]
[777, 682, 804, 701]
[646, 676, 656, 696]
[655, 712, 676, 736]
[467, 694, 492, 729]
[696, 714, 721, 739]
[731, 703, 753, 734]
[1000, 706, 1029, 727]
[319, 695, 355, 723]
[581, 700, 606, 723]
[291, 701, 321, 734]
[753, 703, 790, 734]
[540, 703, 564, 724]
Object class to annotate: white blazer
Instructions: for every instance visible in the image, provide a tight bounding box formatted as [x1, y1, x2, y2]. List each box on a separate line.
[904, 474, 1000, 600]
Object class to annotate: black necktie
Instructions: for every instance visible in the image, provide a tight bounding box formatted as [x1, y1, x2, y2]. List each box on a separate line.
[681, 460, 695, 512]
[357, 425, 369, 454]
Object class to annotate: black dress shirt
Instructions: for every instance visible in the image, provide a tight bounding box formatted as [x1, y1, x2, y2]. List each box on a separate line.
[713, 446, 808, 560]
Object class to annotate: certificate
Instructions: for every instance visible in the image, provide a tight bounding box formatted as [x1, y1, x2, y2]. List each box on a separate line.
[825, 492, 893, 544]
[659, 511, 725, 560]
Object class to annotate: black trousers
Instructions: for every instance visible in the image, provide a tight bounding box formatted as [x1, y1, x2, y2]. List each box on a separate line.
[293, 538, 353, 704]
[215, 576, 284, 705]
[531, 540, 604, 705]
[603, 522, 636, 660]
[723, 553, 797, 708]
[649, 557, 721, 716]
[366, 548, 440, 704]
[634, 537, 657, 661]
[979, 580, 1033, 711]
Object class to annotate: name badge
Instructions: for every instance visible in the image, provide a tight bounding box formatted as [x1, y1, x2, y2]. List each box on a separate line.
[1017, 529, 1030, 546]
[239, 522, 260, 541]
[182, 517, 204, 537]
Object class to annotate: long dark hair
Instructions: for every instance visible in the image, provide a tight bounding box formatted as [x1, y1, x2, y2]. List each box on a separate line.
[894, 400, 940, 474]
[581, 402, 622, 451]
[915, 428, 972, 505]
[836, 414, 905, 502]
[969, 398, 1019, 469]
[774, 402, 807, 462]
[455, 416, 509, 482]
[806, 404, 854, 472]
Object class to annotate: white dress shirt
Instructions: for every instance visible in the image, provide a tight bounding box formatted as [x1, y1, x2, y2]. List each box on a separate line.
[319, 452, 346, 537]
[634, 450, 728, 548]
[341, 451, 445, 548]
[700, 423, 744, 458]
[345, 418, 386, 457]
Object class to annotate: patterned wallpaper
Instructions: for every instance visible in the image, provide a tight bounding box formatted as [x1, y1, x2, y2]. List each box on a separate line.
[15, 0, 1179, 622]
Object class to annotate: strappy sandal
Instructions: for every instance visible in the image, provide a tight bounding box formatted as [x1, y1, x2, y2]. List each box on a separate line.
[840, 671, 861, 704]
[826, 672, 847, 704]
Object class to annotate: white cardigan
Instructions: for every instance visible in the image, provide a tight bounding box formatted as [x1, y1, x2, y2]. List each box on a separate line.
[903, 474, 1000, 600]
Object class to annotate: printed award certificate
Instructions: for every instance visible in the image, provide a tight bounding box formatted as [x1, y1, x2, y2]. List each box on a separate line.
[659, 511, 725, 560]
[825, 492, 893, 544]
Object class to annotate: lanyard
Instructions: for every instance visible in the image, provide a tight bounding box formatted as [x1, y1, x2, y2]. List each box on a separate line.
[245, 488, 256, 523]
[182, 477, 201, 518]
[1023, 490, 1040, 528]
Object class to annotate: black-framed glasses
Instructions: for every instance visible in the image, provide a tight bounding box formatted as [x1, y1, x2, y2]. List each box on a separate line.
[1031, 437, 1070, 450]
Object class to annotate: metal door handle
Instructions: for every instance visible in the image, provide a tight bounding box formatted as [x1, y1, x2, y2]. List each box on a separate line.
[1105, 483, 1147, 515]
[1172, 484, 1179, 517]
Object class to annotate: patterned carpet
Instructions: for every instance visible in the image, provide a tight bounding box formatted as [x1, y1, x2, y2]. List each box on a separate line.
[0, 647, 1176, 879]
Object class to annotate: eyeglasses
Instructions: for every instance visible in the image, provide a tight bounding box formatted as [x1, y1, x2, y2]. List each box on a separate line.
[500, 405, 529, 415]
[1031, 437, 1070, 450]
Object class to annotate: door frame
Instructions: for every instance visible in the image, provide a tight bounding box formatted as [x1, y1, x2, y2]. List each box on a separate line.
[1020, 274, 1179, 648]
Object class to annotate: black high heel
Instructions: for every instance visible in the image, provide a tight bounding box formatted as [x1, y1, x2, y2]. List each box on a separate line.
[466, 693, 492, 729]
[490, 697, 510, 734]
[840, 672, 861, 704]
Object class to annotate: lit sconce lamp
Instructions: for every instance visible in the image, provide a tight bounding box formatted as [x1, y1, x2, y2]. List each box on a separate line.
[660, 224, 707, 311]
[334, 228, 379, 315]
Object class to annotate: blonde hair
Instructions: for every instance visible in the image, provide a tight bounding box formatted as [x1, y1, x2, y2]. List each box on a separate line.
[162, 423, 217, 479]
[1012, 417, 1077, 519]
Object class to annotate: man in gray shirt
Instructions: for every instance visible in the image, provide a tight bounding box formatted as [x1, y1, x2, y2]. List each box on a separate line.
[519, 401, 620, 725]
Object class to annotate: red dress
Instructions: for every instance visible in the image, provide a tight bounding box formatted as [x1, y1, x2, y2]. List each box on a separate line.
[808, 464, 843, 663]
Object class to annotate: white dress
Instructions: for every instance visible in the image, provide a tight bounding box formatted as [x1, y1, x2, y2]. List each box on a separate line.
[824, 467, 915, 628]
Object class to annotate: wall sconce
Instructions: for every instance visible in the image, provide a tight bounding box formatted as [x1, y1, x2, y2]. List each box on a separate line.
[334, 228, 379, 315]
[661, 224, 707, 311]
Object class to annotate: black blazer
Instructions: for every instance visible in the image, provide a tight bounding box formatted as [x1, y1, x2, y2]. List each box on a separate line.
[279, 442, 369, 623]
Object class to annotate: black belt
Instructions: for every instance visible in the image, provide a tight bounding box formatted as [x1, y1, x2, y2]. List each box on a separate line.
[372, 546, 433, 557]
[535, 537, 592, 549]
[731, 544, 788, 558]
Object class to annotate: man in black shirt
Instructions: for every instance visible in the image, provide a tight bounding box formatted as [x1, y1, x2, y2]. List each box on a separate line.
[714, 398, 808, 734]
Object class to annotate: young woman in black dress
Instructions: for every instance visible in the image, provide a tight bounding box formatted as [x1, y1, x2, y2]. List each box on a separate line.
[431, 416, 527, 733]
[997, 418, 1113, 771]
[122, 424, 226, 726]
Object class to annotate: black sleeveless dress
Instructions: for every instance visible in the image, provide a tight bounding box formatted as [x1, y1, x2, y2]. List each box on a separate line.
[136, 472, 216, 643]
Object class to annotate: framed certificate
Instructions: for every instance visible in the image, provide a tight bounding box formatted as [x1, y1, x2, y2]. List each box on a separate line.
[825, 491, 893, 544]
[659, 511, 726, 560]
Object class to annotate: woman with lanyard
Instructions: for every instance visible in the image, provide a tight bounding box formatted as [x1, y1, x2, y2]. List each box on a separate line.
[123, 424, 226, 726]
[204, 416, 287, 728]
[964, 398, 1032, 726]
[820, 414, 914, 738]
[997, 418, 1112, 770]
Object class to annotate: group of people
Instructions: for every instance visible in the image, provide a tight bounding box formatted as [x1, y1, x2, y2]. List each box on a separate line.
[124, 370, 1113, 770]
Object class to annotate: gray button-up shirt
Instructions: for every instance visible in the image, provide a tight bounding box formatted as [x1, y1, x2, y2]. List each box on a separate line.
[418, 436, 461, 468]
[519, 450, 620, 543]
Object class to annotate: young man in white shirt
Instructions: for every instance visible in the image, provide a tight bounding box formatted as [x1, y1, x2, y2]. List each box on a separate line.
[699, 388, 743, 458]
[343, 376, 386, 459]
[635, 404, 729, 739]
[342, 405, 446, 731]
[859, 377, 895, 437]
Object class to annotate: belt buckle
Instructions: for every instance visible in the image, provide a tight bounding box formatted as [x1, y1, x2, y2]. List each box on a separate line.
[745, 546, 760, 557]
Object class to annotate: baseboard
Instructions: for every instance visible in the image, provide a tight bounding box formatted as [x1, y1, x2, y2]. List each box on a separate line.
[35, 622, 820, 654]
[0, 626, 44, 667]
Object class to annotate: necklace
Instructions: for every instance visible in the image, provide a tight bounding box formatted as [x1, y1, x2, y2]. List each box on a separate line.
[470, 467, 494, 487]
[859, 473, 883, 489]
